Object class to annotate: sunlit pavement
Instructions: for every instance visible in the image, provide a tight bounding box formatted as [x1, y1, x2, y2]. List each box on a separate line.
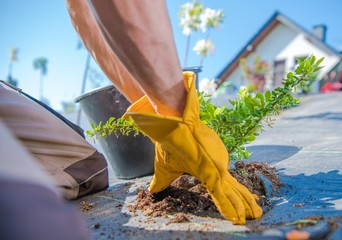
[77, 92, 342, 239]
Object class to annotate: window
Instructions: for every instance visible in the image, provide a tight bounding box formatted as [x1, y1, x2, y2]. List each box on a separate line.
[273, 60, 286, 88]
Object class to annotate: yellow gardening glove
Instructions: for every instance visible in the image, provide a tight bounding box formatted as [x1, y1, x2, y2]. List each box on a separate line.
[126, 72, 262, 224]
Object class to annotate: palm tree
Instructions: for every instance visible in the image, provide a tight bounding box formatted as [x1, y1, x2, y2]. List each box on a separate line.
[76, 39, 92, 125]
[33, 57, 48, 100]
[75, 40, 108, 124]
[7, 48, 19, 86]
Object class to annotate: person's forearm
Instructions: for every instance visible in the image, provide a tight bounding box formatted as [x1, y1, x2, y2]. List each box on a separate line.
[88, 0, 187, 116]
[66, 0, 144, 103]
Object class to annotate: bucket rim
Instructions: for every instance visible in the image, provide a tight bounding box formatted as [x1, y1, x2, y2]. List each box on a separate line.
[183, 66, 202, 73]
[75, 85, 115, 103]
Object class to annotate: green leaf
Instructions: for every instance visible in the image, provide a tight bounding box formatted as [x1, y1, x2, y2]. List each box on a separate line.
[245, 135, 256, 142]
[295, 66, 303, 74]
[256, 93, 265, 106]
[108, 117, 115, 124]
[252, 97, 261, 106]
[86, 130, 93, 136]
[314, 66, 324, 72]
[287, 72, 294, 79]
[214, 107, 223, 117]
[265, 90, 271, 101]
[296, 57, 304, 64]
[316, 57, 324, 66]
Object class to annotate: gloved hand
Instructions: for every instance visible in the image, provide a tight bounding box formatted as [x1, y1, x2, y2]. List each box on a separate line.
[126, 72, 262, 224]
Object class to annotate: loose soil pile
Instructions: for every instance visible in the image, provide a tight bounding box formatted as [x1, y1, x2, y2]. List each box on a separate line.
[129, 162, 283, 221]
[230, 161, 282, 200]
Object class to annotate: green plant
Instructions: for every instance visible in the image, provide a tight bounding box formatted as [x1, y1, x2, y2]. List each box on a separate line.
[199, 55, 323, 160]
[88, 55, 324, 161]
[86, 116, 143, 138]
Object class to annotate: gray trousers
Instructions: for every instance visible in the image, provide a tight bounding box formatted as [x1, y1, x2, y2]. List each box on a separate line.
[0, 122, 90, 240]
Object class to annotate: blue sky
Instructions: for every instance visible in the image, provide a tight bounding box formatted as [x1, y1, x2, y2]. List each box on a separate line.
[1, 0, 341, 110]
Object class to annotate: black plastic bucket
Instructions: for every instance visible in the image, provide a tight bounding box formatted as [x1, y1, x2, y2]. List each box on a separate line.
[75, 86, 155, 179]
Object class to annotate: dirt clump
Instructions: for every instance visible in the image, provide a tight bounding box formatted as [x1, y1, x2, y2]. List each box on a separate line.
[131, 175, 217, 218]
[80, 200, 98, 212]
[230, 161, 282, 197]
[130, 161, 282, 222]
[166, 213, 190, 224]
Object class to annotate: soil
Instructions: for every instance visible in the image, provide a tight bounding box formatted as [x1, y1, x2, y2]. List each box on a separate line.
[129, 161, 283, 222]
[166, 213, 190, 225]
[80, 200, 98, 212]
[230, 161, 282, 199]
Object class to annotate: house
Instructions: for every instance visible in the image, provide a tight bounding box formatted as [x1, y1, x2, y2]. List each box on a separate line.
[215, 11, 342, 95]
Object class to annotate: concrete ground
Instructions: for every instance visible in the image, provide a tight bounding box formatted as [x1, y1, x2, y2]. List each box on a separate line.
[76, 92, 342, 239]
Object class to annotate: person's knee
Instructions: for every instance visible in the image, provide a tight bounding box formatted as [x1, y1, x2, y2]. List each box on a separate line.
[0, 178, 90, 240]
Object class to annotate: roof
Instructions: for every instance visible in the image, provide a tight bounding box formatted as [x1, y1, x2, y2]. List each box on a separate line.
[216, 11, 341, 88]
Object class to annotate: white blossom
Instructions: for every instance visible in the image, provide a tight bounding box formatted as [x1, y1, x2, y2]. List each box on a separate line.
[193, 39, 215, 57]
[200, 8, 224, 32]
[182, 26, 192, 36]
[182, 2, 193, 12]
[199, 78, 217, 95]
[179, 2, 204, 36]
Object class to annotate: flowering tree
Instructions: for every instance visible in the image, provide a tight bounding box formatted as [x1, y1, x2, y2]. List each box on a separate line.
[193, 38, 215, 64]
[179, 1, 223, 67]
[179, 1, 224, 95]
[196, 7, 223, 66]
[239, 56, 269, 92]
[179, 2, 204, 67]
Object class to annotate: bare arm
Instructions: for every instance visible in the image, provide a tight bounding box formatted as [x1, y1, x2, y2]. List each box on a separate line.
[66, 0, 144, 103]
[87, 0, 187, 116]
